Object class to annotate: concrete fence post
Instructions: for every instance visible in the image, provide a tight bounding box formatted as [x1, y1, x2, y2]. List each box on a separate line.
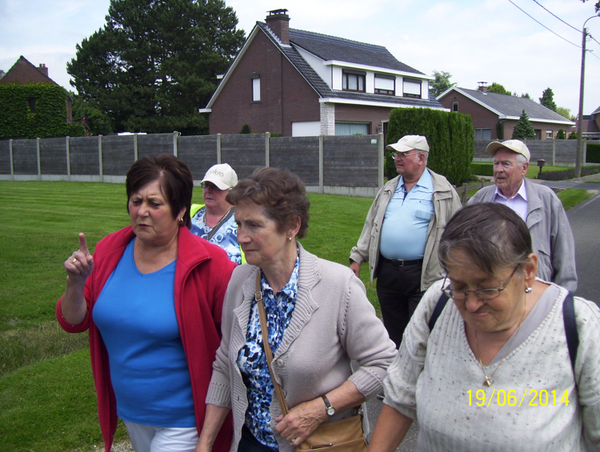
[217, 133, 222, 164]
[9, 139, 14, 176]
[36, 138, 41, 177]
[66, 136, 71, 177]
[319, 135, 324, 194]
[134, 133, 139, 161]
[265, 132, 270, 167]
[98, 135, 104, 178]
[378, 133, 384, 187]
[173, 131, 178, 157]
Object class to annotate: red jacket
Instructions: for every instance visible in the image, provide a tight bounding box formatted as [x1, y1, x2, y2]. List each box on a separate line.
[57, 225, 235, 452]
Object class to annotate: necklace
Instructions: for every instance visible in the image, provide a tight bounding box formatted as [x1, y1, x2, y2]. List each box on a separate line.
[475, 295, 527, 387]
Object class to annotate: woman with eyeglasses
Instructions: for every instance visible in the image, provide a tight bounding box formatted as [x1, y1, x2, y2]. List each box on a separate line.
[369, 202, 600, 451]
[191, 163, 244, 264]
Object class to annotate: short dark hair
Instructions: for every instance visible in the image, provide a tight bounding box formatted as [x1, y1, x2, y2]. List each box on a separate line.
[126, 153, 194, 227]
[226, 167, 310, 238]
[439, 203, 532, 275]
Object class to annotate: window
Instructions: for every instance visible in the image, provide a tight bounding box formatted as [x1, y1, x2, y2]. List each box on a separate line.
[475, 128, 492, 140]
[28, 98, 37, 113]
[546, 130, 553, 139]
[452, 101, 459, 112]
[374, 74, 395, 95]
[252, 75, 260, 102]
[342, 71, 365, 92]
[335, 123, 369, 135]
[403, 79, 422, 98]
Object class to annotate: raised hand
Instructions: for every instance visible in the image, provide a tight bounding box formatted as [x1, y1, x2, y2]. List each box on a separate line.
[64, 233, 94, 282]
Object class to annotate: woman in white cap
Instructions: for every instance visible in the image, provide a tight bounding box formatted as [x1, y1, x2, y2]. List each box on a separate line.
[191, 163, 243, 264]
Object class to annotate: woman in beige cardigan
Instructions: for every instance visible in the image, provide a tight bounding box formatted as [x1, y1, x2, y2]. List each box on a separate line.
[196, 167, 396, 452]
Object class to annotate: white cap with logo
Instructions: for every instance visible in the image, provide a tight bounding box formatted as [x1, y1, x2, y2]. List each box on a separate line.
[201, 163, 238, 190]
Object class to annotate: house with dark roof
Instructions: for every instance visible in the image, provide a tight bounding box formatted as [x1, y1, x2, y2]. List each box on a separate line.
[580, 106, 600, 139]
[437, 85, 575, 140]
[201, 9, 445, 137]
[0, 55, 73, 124]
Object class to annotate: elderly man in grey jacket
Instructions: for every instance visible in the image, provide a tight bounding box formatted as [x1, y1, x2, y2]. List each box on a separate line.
[468, 139, 577, 292]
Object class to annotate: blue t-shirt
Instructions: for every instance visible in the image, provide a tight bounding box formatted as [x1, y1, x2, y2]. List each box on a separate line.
[379, 170, 434, 260]
[93, 238, 195, 427]
[190, 206, 241, 264]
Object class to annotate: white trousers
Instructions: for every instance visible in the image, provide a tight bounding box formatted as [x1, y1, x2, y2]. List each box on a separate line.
[123, 420, 198, 452]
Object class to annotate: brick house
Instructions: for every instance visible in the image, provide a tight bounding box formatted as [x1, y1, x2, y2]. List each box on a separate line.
[437, 85, 574, 140]
[201, 9, 445, 137]
[0, 55, 73, 123]
[581, 105, 600, 139]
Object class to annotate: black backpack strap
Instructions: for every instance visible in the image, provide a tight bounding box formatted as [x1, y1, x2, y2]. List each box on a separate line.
[428, 292, 449, 331]
[562, 292, 579, 376]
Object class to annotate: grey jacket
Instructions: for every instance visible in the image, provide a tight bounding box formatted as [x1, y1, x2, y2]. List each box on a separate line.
[349, 169, 462, 291]
[206, 244, 397, 452]
[468, 178, 577, 292]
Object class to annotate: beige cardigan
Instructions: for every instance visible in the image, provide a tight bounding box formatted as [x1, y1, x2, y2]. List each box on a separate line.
[206, 244, 397, 451]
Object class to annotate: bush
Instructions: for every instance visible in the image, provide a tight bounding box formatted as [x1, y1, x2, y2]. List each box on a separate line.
[386, 108, 474, 185]
[586, 143, 600, 163]
[471, 162, 494, 176]
[0, 83, 77, 139]
[568, 131, 577, 139]
[539, 165, 600, 180]
[556, 129, 566, 139]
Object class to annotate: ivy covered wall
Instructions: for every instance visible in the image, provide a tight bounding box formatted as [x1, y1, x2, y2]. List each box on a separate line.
[0, 83, 85, 139]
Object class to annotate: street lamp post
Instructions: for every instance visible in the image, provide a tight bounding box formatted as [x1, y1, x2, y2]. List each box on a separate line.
[576, 15, 600, 178]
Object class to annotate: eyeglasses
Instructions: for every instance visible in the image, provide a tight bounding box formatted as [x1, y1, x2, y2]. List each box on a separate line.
[441, 266, 519, 301]
[391, 151, 417, 160]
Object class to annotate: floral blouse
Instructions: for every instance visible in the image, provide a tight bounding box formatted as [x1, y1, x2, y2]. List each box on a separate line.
[237, 254, 300, 449]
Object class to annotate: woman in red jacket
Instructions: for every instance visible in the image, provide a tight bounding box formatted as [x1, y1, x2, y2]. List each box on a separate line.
[57, 154, 235, 452]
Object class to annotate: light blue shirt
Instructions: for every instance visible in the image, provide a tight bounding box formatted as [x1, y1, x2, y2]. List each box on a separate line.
[379, 170, 434, 260]
[493, 180, 528, 221]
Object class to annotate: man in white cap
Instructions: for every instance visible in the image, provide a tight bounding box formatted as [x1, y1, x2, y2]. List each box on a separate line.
[469, 139, 577, 292]
[349, 135, 461, 347]
[190, 163, 244, 264]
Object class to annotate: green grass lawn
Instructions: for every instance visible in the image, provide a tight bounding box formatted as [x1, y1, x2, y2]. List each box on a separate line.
[0, 179, 593, 451]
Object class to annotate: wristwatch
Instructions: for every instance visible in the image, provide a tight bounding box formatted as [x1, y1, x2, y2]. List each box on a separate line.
[321, 395, 335, 416]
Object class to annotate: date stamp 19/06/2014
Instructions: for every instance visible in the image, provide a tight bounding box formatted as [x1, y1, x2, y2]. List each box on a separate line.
[467, 389, 570, 407]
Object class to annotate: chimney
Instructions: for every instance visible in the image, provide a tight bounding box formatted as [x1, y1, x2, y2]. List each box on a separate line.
[477, 81, 488, 93]
[266, 9, 290, 44]
[38, 63, 48, 77]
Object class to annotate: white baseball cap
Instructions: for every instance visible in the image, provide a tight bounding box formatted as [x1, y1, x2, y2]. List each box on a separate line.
[201, 163, 238, 190]
[386, 135, 430, 153]
[486, 140, 531, 161]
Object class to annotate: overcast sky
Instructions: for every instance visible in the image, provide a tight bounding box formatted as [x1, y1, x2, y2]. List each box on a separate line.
[1, 0, 599, 117]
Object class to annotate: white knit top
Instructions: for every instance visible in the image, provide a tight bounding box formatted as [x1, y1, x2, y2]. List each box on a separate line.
[383, 280, 600, 451]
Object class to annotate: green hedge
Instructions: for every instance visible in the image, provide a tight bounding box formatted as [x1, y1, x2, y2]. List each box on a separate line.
[587, 143, 600, 164]
[0, 83, 85, 139]
[386, 108, 474, 185]
[471, 162, 494, 176]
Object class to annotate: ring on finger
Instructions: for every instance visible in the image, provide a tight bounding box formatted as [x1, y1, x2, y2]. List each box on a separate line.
[72, 258, 78, 263]
[290, 438, 297, 443]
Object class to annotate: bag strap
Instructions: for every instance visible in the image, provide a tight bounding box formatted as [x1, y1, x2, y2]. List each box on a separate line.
[255, 272, 290, 416]
[562, 292, 578, 376]
[428, 292, 449, 331]
[206, 207, 235, 241]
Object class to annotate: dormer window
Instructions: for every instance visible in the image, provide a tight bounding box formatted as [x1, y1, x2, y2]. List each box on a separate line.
[342, 70, 365, 92]
[403, 78, 422, 98]
[374, 74, 395, 95]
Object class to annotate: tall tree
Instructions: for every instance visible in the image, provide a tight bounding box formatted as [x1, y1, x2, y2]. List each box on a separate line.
[67, 0, 245, 135]
[512, 110, 537, 140]
[556, 106, 571, 120]
[540, 88, 557, 112]
[487, 82, 512, 96]
[430, 70, 455, 97]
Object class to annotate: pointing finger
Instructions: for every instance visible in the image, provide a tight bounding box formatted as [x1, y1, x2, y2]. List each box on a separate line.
[78, 233, 90, 256]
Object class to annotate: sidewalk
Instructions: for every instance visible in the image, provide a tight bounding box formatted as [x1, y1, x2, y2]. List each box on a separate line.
[537, 172, 600, 191]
